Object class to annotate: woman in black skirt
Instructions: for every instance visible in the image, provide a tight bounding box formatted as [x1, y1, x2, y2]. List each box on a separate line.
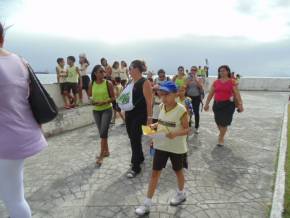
[204, 65, 244, 147]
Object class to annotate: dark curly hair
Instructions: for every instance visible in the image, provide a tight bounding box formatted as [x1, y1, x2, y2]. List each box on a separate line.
[130, 60, 147, 73]
[218, 65, 231, 79]
[91, 65, 105, 82]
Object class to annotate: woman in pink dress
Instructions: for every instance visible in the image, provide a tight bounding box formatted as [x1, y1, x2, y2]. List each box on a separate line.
[204, 65, 244, 147]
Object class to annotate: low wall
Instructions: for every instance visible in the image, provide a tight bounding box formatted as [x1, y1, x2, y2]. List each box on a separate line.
[42, 78, 289, 137]
[42, 105, 95, 137]
[45, 77, 290, 109]
[44, 83, 90, 109]
[206, 77, 290, 92]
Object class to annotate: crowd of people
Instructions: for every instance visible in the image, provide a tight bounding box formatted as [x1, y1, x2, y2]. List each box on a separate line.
[0, 21, 244, 218]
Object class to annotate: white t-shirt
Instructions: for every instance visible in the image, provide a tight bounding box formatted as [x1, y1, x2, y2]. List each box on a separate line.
[56, 65, 67, 83]
[119, 67, 128, 80]
[79, 63, 89, 77]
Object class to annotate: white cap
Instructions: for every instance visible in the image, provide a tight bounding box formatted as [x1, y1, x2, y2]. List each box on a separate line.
[79, 53, 86, 58]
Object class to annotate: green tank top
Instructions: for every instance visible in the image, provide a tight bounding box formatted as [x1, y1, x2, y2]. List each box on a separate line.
[92, 80, 112, 111]
[66, 66, 79, 83]
[175, 77, 186, 88]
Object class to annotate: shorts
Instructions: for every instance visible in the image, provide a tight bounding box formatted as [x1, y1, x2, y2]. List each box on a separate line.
[81, 75, 90, 91]
[66, 83, 78, 95]
[153, 149, 188, 171]
[59, 83, 67, 94]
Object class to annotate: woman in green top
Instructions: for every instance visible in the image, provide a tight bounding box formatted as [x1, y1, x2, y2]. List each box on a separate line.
[88, 65, 115, 166]
[173, 66, 186, 88]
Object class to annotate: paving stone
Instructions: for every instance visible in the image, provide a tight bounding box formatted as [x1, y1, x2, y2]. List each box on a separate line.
[0, 92, 288, 218]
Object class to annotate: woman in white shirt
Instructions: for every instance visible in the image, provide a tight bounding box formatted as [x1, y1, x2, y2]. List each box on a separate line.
[120, 60, 129, 87]
[79, 53, 90, 104]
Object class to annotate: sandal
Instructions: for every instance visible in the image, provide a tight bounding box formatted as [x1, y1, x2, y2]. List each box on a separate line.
[95, 157, 103, 166]
[103, 152, 110, 157]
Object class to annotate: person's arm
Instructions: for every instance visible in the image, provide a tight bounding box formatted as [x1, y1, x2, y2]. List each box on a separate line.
[172, 75, 177, 82]
[233, 86, 244, 112]
[107, 81, 116, 102]
[195, 77, 203, 89]
[166, 112, 190, 139]
[126, 68, 129, 79]
[204, 84, 215, 111]
[143, 80, 153, 125]
[88, 81, 93, 97]
[56, 67, 60, 83]
[76, 67, 82, 87]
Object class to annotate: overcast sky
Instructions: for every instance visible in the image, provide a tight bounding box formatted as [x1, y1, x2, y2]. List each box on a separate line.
[1, 0, 290, 76]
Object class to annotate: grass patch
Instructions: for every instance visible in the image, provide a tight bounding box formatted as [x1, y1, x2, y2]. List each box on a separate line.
[283, 104, 290, 217]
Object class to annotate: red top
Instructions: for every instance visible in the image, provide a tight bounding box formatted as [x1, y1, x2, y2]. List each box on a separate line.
[213, 79, 235, 102]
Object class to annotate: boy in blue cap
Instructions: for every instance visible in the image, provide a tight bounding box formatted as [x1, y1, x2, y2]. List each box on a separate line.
[136, 81, 190, 216]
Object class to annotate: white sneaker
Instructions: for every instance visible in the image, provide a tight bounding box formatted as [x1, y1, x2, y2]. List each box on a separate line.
[194, 128, 199, 134]
[135, 204, 150, 216]
[170, 191, 186, 206]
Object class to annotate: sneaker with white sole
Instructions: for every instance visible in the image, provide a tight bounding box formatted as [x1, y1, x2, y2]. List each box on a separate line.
[170, 191, 186, 206]
[135, 204, 150, 216]
[194, 128, 199, 134]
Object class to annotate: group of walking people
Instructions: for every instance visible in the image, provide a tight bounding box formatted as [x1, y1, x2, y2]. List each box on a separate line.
[0, 21, 244, 218]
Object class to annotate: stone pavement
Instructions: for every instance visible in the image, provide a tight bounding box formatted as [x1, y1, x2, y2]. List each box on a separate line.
[0, 91, 288, 218]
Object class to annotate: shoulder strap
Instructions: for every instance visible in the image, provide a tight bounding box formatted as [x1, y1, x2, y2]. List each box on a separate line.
[106, 80, 111, 98]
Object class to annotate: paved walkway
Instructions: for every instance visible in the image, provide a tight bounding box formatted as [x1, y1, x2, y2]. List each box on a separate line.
[0, 91, 288, 218]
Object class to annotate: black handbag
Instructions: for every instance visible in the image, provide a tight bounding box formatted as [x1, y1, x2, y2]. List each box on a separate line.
[26, 63, 58, 124]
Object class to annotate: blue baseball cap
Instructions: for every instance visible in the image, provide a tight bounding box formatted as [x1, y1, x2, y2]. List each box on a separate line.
[158, 81, 178, 93]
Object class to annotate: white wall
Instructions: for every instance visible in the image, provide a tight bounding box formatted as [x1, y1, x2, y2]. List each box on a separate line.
[45, 78, 290, 109]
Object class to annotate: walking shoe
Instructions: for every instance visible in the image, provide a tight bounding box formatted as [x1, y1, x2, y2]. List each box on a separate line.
[135, 204, 150, 216]
[170, 191, 186, 206]
[217, 144, 224, 147]
[194, 128, 199, 134]
[127, 170, 139, 178]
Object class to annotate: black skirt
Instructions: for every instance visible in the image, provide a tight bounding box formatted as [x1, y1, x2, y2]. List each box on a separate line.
[213, 101, 235, 127]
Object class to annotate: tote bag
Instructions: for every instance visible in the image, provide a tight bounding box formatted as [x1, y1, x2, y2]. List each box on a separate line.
[117, 81, 134, 111]
[26, 63, 58, 124]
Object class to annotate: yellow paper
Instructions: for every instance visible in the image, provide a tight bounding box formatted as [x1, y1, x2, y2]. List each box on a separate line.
[142, 125, 156, 135]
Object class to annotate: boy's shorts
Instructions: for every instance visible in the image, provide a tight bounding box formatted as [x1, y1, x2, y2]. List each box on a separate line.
[59, 83, 67, 94]
[153, 149, 188, 171]
[66, 83, 78, 95]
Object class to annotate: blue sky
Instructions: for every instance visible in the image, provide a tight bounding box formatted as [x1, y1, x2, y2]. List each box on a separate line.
[1, 0, 290, 76]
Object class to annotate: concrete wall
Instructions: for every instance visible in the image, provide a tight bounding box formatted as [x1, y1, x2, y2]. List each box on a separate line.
[206, 77, 290, 92]
[46, 78, 290, 109]
[44, 83, 90, 108]
[42, 78, 289, 137]
[42, 105, 95, 137]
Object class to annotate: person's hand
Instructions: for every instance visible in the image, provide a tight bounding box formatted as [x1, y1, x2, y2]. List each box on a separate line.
[147, 118, 153, 126]
[166, 132, 177, 139]
[237, 104, 244, 113]
[149, 123, 158, 130]
[204, 104, 209, 111]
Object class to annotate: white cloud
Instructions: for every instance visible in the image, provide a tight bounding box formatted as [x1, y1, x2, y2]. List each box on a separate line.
[7, 0, 290, 43]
